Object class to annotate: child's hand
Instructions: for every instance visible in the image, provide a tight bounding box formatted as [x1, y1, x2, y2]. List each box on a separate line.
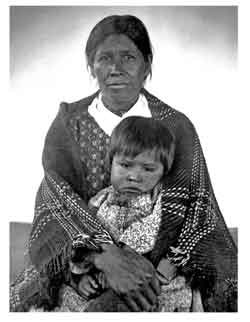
[78, 275, 100, 299]
[69, 259, 93, 275]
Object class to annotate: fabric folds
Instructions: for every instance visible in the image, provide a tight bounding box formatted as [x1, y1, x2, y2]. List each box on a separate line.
[10, 89, 237, 312]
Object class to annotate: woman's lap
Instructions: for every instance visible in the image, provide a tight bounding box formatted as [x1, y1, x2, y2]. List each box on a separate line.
[44, 276, 193, 312]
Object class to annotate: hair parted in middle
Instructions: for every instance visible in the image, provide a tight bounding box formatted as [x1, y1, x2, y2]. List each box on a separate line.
[85, 15, 153, 79]
[107, 116, 176, 178]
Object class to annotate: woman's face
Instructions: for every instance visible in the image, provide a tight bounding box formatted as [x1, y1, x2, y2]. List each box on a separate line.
[90, 34, 150, 108]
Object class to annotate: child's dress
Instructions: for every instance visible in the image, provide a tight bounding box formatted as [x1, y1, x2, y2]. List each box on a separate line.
[51, 186, 193, 312]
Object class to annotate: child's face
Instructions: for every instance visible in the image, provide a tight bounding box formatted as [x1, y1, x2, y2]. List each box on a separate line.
[110, 150, 164, 196]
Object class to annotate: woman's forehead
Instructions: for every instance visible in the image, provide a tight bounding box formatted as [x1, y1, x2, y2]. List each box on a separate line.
[95, 34, 140, 55]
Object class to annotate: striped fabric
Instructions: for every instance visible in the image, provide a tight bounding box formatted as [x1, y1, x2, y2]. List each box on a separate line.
[10, 89, 237, 312]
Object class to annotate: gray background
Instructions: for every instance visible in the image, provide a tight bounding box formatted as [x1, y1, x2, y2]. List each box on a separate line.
[9, 6, 238, 226]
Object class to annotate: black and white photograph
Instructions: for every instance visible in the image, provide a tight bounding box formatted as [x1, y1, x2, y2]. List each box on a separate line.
[5, 2, 247, 316]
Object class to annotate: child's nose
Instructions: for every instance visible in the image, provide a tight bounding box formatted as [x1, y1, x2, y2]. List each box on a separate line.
[127, 169, 142, 182]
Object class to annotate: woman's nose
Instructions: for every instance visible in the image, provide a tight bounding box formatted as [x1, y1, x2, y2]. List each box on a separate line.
[109, 58, 123, 74]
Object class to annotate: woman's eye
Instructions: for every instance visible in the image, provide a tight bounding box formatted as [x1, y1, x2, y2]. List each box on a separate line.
[123, 55, 136, 62]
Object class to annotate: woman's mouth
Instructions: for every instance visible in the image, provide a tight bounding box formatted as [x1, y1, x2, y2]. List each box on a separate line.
[107, 83, 128, 88]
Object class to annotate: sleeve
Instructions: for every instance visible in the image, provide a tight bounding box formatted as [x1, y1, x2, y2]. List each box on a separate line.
[167, 119, 238, 312]
[149, 114, 237, 312]
[10, 104, 113, 311]
[41, 102, 88, 199]
[29, 103, 113, 271]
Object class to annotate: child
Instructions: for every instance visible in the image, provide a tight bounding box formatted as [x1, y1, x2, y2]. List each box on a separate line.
[67, 116, 193, 312]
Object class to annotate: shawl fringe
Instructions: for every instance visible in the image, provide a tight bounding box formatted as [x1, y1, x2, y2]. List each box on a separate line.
[10, 90, 237, 312]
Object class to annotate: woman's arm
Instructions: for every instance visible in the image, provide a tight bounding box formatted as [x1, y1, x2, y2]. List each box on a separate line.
[163, 117, 237, 311]
[27, 102, 161, 311]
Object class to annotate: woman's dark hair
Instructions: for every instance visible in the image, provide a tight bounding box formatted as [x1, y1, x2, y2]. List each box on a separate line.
[107, 116, 176, 177]
[85, 15, 153, 78]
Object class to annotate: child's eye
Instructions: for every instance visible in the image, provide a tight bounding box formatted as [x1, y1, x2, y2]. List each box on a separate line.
[98, 55, 110, 62]
[144, 167, 155, 172]
[119, 162, 130, 168]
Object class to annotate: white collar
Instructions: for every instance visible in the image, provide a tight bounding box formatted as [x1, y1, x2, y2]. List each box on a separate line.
[88, 93, 151, 136]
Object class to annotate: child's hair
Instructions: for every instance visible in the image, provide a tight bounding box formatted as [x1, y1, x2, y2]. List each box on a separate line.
[107, 116, 176, 178]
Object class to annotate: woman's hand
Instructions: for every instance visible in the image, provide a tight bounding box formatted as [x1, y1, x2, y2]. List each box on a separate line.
[91, 243, 161, 311]
[156, 258, 177, 285]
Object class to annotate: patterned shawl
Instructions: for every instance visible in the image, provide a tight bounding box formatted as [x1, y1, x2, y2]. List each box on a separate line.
[10, 89, 237, 312]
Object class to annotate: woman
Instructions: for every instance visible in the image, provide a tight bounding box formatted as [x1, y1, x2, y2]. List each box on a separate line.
[10, 14, 237, 312]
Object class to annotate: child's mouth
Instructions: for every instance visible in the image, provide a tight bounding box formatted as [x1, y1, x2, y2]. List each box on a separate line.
[120, 187, 142, 195]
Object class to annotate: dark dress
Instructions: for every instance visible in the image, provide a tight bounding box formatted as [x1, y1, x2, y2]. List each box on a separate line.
[10, 89, 237, 312]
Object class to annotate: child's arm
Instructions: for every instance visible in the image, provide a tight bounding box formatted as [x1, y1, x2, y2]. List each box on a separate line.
[77, 274, 101, 299]
[69, 239, 104, 299]
[69, 258, 105, 300]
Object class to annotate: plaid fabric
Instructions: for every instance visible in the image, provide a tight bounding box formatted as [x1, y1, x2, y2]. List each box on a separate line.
[9, 89, 237, 312]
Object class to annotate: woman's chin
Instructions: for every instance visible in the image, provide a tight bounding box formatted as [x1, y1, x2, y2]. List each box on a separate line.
[103, 87, 133, 100]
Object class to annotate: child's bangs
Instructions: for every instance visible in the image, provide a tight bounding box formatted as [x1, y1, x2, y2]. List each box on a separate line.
[116, 142, 164, 162]
[115, 142, 147, 159]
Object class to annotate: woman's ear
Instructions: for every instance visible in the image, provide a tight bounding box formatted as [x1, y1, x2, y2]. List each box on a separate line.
[143, 60, 152, 80]
[89, 65, 96, 78]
